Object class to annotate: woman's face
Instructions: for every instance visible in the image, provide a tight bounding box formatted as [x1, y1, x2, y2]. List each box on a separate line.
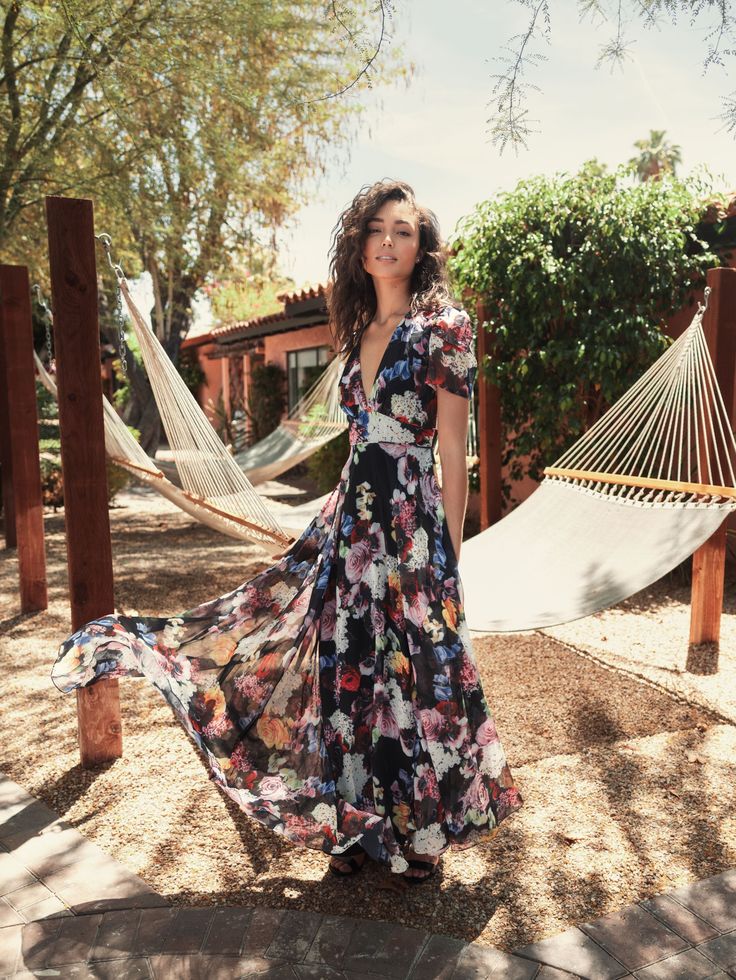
[361, 198, 422, 284]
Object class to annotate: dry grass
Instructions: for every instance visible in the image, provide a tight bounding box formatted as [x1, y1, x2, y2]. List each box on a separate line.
[1, 486, 734, 952]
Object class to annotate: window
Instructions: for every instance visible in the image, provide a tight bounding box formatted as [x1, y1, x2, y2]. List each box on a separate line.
[287, 346, 331, 411]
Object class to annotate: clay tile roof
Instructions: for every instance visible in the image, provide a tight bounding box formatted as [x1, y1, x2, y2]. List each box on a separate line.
[275, 281, 329, 304]
[210, 280, 330, 339]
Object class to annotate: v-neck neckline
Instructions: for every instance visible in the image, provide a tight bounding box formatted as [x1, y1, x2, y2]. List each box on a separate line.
[357, 313, 408, 407]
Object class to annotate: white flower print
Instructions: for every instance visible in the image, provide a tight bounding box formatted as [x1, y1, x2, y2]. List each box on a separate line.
[426, 740, 462, 780]
[479, 740, 507, 778]
[406, 526, 429, 571]
[329, 708, 354, 744]
[390, 390, 424, 424]
[411, 822, 446, 855]
[336, 752, 369, 802]
[311, 802, 337, 831]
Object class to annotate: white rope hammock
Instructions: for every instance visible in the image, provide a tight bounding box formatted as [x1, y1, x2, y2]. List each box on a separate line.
[459, 291, 736, 632]
[37, 254, 734, 632]
[33, 352, 307, 556]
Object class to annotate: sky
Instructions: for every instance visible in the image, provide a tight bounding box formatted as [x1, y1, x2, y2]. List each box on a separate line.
[181, 0, 736, 332]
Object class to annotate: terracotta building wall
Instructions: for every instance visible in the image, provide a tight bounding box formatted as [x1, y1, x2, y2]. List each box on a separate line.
[263, 323, 335, 368]
[182, 340, 223, 423]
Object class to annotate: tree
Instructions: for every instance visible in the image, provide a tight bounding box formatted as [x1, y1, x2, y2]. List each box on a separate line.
[488, 1, 736, 153]
[1, 0, 408, 449]
[628, 128, 683, 180]
[448, 160, 720, 503]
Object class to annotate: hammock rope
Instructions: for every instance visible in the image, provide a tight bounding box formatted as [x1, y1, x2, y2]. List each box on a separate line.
[33, 351, 300, 553]
[546, 290, 736, 503]
[458, 290, 736, 632]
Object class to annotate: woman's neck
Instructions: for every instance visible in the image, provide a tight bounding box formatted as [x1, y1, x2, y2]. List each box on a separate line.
[372, 290, 412, 328]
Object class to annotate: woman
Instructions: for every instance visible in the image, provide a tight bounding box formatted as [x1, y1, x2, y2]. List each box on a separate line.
[51, 179, 523, 885]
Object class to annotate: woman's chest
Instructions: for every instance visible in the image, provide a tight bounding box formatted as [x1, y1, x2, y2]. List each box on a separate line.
[339, 319, 438, 430]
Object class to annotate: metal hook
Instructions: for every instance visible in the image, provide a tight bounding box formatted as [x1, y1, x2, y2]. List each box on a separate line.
[696, 285, 711, 317]
[95, 232, 126, 282]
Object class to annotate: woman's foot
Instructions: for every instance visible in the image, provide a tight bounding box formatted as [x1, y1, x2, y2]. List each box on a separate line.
[328, 843, 366, 877]
[401, 850, 440, 885]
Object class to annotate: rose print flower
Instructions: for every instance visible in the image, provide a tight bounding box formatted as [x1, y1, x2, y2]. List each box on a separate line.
[374, 689, 400, 739]
[476, 718, 499, 746]
[405, 591, 429, 629]
[463, 772, 490, 812]
[258, 775, 290, 801]
[419, 707, 445, 742]
[459, 656, 479, 691]
[345, 538, 373, 584]
[255, 715, 290, 749]
[320, 597, 337, 639]
[340, 666, 361, 692]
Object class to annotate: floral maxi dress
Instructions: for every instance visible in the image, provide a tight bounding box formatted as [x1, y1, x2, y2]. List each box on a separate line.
[52, 304, 524, 873]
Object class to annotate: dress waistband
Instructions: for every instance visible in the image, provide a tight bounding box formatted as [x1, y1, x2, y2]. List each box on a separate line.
[348, 417, 435, 449]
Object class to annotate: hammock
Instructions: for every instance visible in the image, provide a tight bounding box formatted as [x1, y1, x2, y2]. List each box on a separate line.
[459, 293, 736, 632]
[154, 317, 477, 488]
[33, 353, 312, 555]
[154, 351, 350, 487]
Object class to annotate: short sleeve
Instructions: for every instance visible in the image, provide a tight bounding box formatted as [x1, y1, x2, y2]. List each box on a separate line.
[426, 307, 477, 399]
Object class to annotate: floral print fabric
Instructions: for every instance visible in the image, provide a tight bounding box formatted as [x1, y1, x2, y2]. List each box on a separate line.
[52, 304, 523, 873]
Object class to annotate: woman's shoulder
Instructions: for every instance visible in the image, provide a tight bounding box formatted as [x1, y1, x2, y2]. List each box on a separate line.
[417, 302, 471, 328]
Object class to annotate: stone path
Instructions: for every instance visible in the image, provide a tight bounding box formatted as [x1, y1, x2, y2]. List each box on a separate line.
[0, 774, 734, 979]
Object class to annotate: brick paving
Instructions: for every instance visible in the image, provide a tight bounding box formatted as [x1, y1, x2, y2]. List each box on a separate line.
[1, 773, 734, 978]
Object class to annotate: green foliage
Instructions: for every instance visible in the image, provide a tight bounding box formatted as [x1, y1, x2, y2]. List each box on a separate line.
[177, 349, 206, 397]
[35, 380, 139, 507]
[204, 249, 295, 326]
[307, 430, 351, 493]
[246, 363, 286, 444]
[1, 0, 408, 354]
[111, 331, 143, 412]
[448, 160, 720, 502]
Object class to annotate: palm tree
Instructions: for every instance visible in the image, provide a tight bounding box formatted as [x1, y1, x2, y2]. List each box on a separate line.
[628, 129, 683, 181]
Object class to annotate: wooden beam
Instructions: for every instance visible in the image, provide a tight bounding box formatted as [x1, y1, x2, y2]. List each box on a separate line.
[476, 300, 502, 528]
[46, 195, 122, 767]
[543, 466, 736, 499]
[0, 292, 16, 550]
[0, 265, 48, 611]
[688, 266, 736, 670]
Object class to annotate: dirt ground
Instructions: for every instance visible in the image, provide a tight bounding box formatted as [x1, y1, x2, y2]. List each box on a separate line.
[1, 484, 735, 953]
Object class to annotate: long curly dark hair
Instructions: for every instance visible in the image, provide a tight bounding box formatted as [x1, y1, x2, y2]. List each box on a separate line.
[326, 179, 458, 356]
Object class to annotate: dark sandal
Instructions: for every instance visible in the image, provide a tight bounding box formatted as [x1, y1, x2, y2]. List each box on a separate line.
[328, 842, 365, 877]
[402, 858, 439, 886]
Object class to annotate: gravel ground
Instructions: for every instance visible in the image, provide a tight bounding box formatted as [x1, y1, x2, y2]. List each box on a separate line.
[1, 485, 735, 953]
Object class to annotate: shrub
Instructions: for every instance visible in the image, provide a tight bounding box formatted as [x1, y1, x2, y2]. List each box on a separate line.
[448, 160, 721, 502]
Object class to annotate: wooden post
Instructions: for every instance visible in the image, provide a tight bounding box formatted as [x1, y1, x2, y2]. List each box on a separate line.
[46, 195, 122, 766]
[476, 300, 503, 529]
[0, 265, 48, 610]
[221, 355, 231, 420]
[687, 266, 736, 674]
[0, 306, 16, 550]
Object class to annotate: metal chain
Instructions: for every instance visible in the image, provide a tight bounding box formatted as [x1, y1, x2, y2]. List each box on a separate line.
[96, 233, 128, 376]
[32, 284, 54, 364]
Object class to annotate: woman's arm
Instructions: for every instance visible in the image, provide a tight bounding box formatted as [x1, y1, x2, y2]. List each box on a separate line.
[436, 386, 470, 561]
